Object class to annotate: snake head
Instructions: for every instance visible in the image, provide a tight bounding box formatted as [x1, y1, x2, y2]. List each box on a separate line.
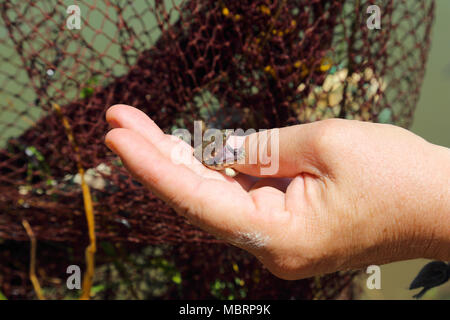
[194, 129, 246, 171]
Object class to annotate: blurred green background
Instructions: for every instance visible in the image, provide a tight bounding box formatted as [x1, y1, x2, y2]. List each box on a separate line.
[360, 0, 450, 300]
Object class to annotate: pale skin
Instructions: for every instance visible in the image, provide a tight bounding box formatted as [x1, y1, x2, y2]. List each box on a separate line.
[105, 104, 450, 280]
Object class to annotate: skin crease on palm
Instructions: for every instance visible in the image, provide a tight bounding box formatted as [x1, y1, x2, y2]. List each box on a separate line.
[104, 104, 450, 280]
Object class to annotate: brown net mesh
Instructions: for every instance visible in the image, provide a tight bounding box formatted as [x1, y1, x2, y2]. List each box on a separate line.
[0, 0, 434, 299]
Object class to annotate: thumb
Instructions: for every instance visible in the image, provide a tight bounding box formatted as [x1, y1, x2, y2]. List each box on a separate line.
[231, 123, 326, 178]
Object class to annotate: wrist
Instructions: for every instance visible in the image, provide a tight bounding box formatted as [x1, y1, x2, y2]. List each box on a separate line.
[420, 143, 450, 260]
[375, 139, 450, 262]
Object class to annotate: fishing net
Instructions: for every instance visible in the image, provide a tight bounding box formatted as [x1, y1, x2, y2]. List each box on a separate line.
[0, 0, 434, 299]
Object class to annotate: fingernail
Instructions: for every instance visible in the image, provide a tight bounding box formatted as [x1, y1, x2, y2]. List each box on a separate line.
[107, 118, 121, 129]
[104, 135, 116, 153]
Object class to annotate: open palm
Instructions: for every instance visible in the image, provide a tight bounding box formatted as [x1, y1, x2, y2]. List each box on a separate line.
[105, 104, 447, 279]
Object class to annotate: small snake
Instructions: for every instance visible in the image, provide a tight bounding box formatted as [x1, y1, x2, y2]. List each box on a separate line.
[193, 129, 245, 176]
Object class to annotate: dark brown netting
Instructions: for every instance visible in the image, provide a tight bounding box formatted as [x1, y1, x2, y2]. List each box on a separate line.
[0, 0, 434, 299]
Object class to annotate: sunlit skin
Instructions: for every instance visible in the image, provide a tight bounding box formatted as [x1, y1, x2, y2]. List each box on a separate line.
[105, 104, 449, 280]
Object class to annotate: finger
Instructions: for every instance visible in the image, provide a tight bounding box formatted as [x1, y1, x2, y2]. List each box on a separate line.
[248, 178, 292, 216]
[250, 177, 292, 193]
[106, 104, 166, 139]
[104, 128, 257, 238]
[234, 173, 260, 190]
[106, 104, 257, 189]
[106, 105, 196, 164]
[232, 123, 324, 178]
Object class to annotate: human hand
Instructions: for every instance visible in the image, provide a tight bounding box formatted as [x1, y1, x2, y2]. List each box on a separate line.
[105, 104, 449, 279]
